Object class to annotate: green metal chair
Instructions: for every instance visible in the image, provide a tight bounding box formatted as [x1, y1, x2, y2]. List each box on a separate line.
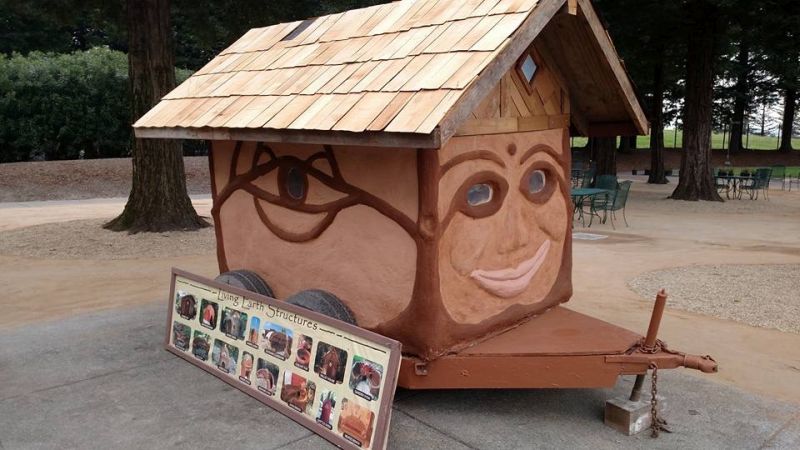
[789, 169, 800, 191]
[715, 168, 732, 198]
[770, 165, 786, 190]
[739, 168, 771, 200]
[588, 175, 618, 227]
[595, 180, 632, 229]
[580, 167, 596, 188]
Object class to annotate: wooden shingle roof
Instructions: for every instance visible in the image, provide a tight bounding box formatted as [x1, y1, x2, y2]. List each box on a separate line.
[134, 0, 647, 147]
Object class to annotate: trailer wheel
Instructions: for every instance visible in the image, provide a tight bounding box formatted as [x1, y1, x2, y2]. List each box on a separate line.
[286, 289, 357, 325]
[215, 270, 275, 297]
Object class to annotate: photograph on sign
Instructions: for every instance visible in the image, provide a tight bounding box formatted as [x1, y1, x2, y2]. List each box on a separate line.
[164, 269, 401, 450]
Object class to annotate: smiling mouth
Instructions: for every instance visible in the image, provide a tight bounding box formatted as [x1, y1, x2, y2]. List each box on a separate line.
[470, 240, 552, 298]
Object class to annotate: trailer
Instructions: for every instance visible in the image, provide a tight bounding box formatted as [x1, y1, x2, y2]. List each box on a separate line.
[134, 0, 716, 404]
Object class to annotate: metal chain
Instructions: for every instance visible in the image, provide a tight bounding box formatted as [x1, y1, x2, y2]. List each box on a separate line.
[649, 363, 671, 437]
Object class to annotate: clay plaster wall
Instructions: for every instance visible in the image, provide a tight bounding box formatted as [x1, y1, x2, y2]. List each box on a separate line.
[210, 141, 419, 329]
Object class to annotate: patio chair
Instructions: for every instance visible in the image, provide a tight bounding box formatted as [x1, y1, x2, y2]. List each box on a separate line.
[571, 168, 583, 188]
[595, 175, 618, 191]
[789, 169, 800, 191]
[587, 175, 619, 227]
[715, 168, 732, 197]
[592, 180, 632, 230]
[770, 165, 786, 190]
[739, 168, 771, 200]
[580, 167, 596, 188]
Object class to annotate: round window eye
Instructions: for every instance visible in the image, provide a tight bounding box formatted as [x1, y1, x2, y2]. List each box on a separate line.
[285, 167, 305, 200]
[528, 169, 546, 194]
[467, 183, 493, 206]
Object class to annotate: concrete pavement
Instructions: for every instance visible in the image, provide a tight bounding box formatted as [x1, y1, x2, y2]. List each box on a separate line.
[1, 302, 798, 449]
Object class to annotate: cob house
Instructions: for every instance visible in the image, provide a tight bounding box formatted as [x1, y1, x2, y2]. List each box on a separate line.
[136, 0, 716, 389]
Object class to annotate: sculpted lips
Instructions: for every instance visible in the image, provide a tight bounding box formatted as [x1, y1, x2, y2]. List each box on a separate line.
[470, 240, 551, 298]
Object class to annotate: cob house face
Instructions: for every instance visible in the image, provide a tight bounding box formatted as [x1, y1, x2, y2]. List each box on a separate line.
[135, 0, 648, 360]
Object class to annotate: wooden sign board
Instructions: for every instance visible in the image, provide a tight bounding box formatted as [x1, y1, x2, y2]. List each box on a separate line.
[166, 268, 401, 449]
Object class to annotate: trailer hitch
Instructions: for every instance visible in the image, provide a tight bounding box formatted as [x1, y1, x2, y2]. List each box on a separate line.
[606, 290, 718, 397]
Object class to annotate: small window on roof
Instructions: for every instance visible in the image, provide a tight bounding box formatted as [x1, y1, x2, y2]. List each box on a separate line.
[519, 53, 538, 85]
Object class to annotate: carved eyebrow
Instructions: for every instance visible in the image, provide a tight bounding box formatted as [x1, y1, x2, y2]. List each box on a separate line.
[520, 144, 561, 166]
[441, 150, 506, 175]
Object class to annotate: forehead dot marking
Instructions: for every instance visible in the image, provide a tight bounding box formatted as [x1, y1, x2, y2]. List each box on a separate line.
[507, 144, 517, 156]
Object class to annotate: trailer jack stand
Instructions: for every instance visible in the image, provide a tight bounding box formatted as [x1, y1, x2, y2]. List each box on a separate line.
[604, 290, 717, 436]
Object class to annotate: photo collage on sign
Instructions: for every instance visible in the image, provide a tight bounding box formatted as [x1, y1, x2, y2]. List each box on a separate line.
[170, 285, 388, 449]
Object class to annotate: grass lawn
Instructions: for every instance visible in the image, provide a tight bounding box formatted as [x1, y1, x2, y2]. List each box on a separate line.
[571, 129, 800, 151]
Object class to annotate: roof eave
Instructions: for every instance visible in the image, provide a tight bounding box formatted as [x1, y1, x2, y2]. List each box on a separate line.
[133, 126, 442, 149]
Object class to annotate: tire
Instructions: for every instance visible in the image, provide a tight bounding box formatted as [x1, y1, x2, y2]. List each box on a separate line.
[286, 289, 357, 325]
[215, 270, 275, 297]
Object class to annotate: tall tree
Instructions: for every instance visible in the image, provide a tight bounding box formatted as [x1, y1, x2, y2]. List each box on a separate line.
[671, 0, 723, 201]
[727, 38, 750, 153]
[594, 137, 617, 176]
[595, 0, 683, 185]
[758, 0, 799, 152]
[105, 0, 207, 232]
[779, 87, 797, 152]
[648, 52, 668, 183]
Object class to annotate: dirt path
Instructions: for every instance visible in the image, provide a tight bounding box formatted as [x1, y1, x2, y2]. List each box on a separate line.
[1, 179, 799, 404]
[0, 196, 212, 232]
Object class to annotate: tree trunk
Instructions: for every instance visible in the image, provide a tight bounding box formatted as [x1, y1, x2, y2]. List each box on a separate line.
[728, 39, 750, 153]
[648, 55, 668, 184]
[594, 137, 617, 176]
[106, 0, 208, 233]
[778, 86, 796, 152]
[671, 0, 722, 201]
[618, 136, 637, 153]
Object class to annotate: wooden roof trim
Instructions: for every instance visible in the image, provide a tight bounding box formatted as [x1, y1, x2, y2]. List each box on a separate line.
[575, 0, 648, 135]
[134, 126, 441, 149]
[438, 0, 565, 144]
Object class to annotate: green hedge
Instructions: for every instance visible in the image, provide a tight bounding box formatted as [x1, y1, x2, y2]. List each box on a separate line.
[0, 48, 193, 162]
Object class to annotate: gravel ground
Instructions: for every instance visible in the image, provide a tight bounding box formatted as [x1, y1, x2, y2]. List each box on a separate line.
[0, 157, 210, 202]
[628, 264, 800, 334]
[0, 219, 216, 259]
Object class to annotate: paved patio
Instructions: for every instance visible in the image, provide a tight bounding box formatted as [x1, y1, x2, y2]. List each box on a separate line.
[1, 302, 798, 449]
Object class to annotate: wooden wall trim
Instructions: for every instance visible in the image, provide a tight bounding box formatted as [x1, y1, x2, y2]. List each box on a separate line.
[454, 114, 570, 137]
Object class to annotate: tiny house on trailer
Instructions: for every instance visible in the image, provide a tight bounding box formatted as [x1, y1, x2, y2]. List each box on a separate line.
[135, 0, 716, 389]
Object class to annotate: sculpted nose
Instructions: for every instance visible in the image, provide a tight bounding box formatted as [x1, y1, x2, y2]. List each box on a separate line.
[498, 202, 529, 255]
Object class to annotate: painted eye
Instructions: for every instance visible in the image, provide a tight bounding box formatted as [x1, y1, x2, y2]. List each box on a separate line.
[528, 170, 546, 194]
[467, 183, 493, 206]
[519, 165, 557, 204]
[285, 167, 305, 200]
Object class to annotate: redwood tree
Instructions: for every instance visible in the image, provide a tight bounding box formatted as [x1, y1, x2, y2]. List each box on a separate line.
[106, 0, 207, 232]
[648, 53, 668, 184]
[594, 137, 617, 176]
[778, 86, 797, 152]
[671, 0, 723, 201]
[727, 38, 750, 153]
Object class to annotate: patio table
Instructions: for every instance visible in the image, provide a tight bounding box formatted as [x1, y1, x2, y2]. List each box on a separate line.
[716, 175, 753, 199]
[570, 188, 609, 227]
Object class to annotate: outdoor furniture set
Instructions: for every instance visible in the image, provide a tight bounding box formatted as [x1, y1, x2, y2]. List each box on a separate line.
[571, 172, 631, 229]
[716, 167, 772, 200]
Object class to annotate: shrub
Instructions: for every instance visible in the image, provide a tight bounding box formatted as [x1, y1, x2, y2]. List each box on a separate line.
[0, 48, 193, 162]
